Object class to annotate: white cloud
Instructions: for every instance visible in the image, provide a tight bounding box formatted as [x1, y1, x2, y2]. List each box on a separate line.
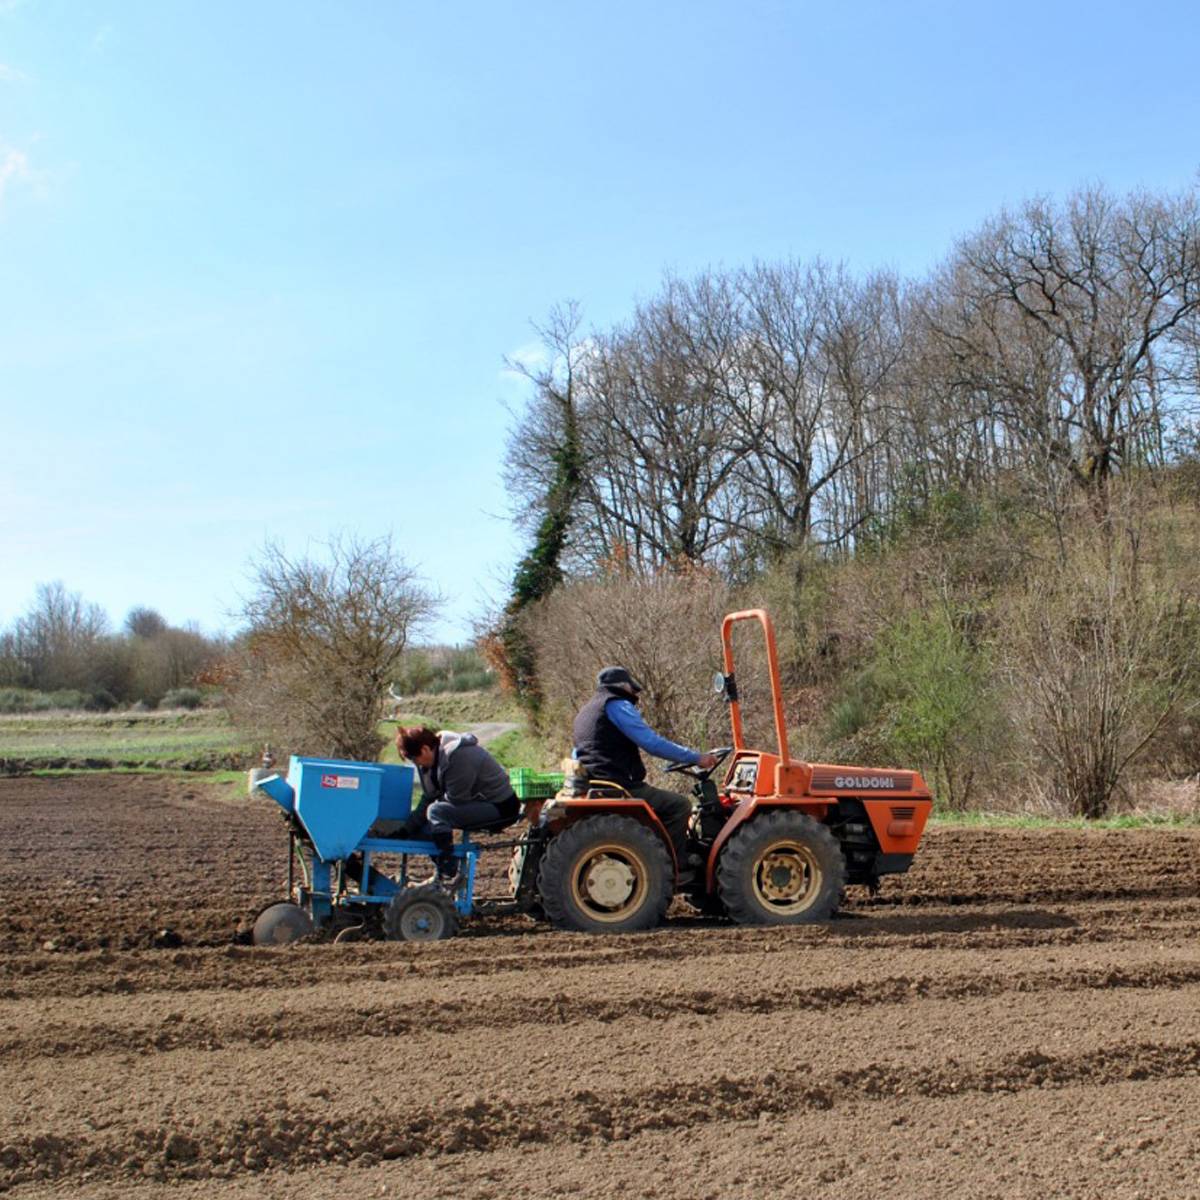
[500, 340, 550, 382]
[0, 144, 41, 206]
[0, 63, 27, 82]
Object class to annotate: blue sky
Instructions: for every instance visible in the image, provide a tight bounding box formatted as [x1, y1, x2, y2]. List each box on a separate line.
[2, 0, 1198, 644]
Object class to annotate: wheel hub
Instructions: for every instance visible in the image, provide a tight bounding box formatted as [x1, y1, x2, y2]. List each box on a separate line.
[758, 849, 812, 902]
[400, 903, 445, 940]
[583, 856, 636, 907]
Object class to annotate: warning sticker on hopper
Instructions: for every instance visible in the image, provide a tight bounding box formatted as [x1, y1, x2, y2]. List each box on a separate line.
[320, 774, 360, 790]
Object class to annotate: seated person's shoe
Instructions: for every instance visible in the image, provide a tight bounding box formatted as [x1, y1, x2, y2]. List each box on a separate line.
[417, 866, 461, 891]
[420, 849, 461, 891]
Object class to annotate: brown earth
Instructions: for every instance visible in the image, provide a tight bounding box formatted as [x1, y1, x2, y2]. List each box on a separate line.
[1, 774, 1199, 1200]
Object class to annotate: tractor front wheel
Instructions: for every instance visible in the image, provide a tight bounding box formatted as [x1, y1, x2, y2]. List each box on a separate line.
[538, 815, 672, 934]
[717, 811, 845, 925]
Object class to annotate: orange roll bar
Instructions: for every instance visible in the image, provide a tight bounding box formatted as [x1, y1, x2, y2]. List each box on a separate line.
[720, 608, 790, 764]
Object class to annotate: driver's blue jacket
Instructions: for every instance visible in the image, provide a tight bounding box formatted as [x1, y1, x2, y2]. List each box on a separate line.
[602, 698, 701, 766]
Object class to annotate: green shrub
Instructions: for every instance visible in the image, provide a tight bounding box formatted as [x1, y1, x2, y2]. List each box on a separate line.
[872, 608, 996, 809]
[393, 646, 494, 695]
[826, 688, 875, 743]
[426, 665, 494, 693]
[40, 691, 91, 705]
[823, 607, 995, 809]
[161, 687, 204, 710]
[0, 687, 115, 712]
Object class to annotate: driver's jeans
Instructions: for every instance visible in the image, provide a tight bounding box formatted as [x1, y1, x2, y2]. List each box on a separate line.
[629, 783, 692, 865]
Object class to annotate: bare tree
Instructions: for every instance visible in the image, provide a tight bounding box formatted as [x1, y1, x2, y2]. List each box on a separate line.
[729, 260, 832, 555]
[501, 302, 587, 548]
[0, 632, 23, 687]
[227, 535, 438, 761]
[130, 625, 221, 704]
[11, 582, 110, 691]
[999, 493, 1200, 817]
[813, 268, 908, 548]
[502, 183, 1200, 595]
[125, 607, 169, 639]
[494, 303, 587, 703]
[523, 566, 734, 772]
[931, 186, 1200, 506]
[576, 278, 747, 568]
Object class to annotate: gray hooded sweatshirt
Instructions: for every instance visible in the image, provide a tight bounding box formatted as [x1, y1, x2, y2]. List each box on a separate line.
[418, 730, 514, 807]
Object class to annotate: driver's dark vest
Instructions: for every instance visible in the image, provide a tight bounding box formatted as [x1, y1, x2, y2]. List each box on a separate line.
[573, 690, 646, 791]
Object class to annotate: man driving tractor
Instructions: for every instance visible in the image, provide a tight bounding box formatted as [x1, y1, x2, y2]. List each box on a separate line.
[572, 666, 717, 882]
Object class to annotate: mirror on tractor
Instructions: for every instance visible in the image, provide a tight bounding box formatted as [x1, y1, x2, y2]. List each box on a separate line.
[712, 672, 737, 702]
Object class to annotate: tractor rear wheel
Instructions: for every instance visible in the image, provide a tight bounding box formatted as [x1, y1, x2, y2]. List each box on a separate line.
[383, 885, 460, 942]
[538, 815, 672, 934]
[717, 811, 845, 925]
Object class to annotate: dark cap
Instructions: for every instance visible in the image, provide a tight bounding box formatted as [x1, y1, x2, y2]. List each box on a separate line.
[597, 666, 643, 693]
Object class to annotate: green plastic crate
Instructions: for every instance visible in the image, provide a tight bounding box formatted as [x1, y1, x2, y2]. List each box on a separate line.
[509, 768, 565, 800]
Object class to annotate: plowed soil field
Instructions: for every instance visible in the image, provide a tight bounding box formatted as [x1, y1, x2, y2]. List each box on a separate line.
[2, 775, 1199, 1200]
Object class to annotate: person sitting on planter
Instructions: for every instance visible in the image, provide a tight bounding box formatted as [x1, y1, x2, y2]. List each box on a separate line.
[396, 725, 520, 886]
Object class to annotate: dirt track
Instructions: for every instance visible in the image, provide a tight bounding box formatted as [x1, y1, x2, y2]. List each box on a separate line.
[2, 775, 1199, 1199]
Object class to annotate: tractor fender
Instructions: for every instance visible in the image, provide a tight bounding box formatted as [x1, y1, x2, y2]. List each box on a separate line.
[548, 799, 680, 877]
[859, 796, 933, 854]
[703, 796, 833, 891]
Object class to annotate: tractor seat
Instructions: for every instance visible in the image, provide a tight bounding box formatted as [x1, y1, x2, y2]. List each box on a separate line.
[583, 779, 632, 799]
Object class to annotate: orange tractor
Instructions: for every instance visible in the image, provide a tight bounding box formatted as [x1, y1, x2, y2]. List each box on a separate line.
[517, 608, 933, 932]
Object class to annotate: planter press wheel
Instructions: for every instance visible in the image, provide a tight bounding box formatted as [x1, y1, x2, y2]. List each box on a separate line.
[383, 885, 460, 942]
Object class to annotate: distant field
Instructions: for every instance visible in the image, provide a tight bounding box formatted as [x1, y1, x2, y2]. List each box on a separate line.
[0, 697, 1195, 826]
[0, 709, 254, 772]
[387, 689, 521, 728]
[0, 690, 529, 776]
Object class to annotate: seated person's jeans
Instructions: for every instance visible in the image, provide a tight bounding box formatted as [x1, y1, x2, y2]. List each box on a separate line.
[426, 794, 520, 839]
[374, 793, 520, 844]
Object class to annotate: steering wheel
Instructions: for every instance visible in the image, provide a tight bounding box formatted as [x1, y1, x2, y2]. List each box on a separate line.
[665, 746, 733, 779]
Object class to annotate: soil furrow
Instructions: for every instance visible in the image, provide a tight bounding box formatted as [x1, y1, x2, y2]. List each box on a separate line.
[3, 1037, 1198, 1192]
[4, 960, 1200, 1062]
[5, 775, 1200, 1199]
[9, 902, 1200, 1001]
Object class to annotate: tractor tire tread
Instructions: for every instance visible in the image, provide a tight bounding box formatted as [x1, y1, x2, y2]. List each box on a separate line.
[538, 814, 672, 934]
[717, 810, 845, 926]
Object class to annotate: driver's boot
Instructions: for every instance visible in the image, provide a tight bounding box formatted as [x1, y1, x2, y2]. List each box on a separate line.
[676, 846, 702, 887]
